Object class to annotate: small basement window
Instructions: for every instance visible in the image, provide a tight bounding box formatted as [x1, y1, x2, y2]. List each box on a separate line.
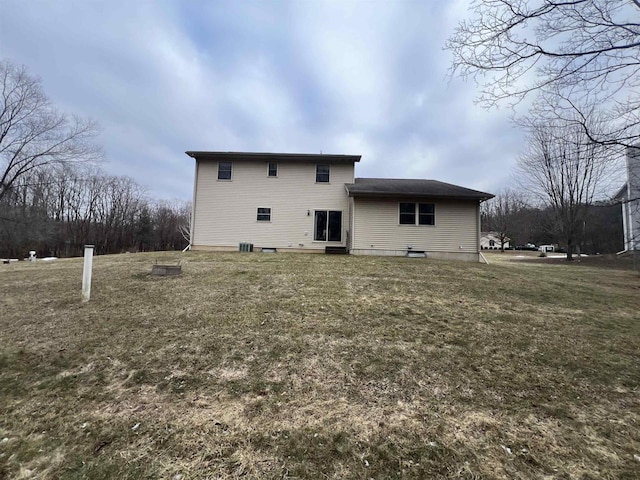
[316, 164, 330, 183]
[218, 161, 232, 180]
[257, 207, 271, 221]
[268, 162, 277, 177]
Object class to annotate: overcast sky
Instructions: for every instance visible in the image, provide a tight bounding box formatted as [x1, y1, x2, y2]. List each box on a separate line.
[0, 0, 526, 201]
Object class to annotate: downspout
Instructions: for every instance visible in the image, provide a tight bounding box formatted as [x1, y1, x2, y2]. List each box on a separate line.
[344, 184, 354, 253]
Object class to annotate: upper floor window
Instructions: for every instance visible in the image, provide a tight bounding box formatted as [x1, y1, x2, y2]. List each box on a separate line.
[268, 162, 278, 177]
[257, 207, 271, 222]
[316, 164, 330, 183]
[399, 202, 436, 225]
[218, 161, 232, 180]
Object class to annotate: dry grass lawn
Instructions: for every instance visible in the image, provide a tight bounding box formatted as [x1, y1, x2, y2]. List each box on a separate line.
[1, 251, 639, 479]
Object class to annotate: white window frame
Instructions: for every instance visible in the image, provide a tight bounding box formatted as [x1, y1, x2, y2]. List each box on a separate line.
[313, 209, 342, 242]
[316, 164, 330, 183]
[218, 161, 232, 181]
[398, 202, 436, 226]
[417, 202, 435, 226]
[399, 202, 416, 225]
[257, 207, 271, 222]
[267, 162, 278, 177]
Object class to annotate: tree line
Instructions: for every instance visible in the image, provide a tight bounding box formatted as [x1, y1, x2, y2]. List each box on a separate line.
[0, 163, 190, 258]
[0, 59, 191, 259]
[482, 189, 623, 256]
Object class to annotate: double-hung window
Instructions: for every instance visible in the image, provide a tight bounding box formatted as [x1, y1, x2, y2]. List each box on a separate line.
[418, 203, 435, 225]
[399, 203, 435, 226]
[268, 162, 277, 177]
[257, 207, 271, 222]
[218, 161, 232, 180]
[399, 203, 416, 224]
[316, 164, 330, 183]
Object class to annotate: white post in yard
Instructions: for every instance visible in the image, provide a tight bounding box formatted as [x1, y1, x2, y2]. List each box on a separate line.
[82, 245, 94, 302]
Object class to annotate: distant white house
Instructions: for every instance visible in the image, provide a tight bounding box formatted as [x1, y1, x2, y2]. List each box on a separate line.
[186, 151, 494, 261]
[480, 231, 510, 250]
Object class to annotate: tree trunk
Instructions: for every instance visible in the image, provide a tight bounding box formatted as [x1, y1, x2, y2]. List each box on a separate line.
[566, 238, 574, 261]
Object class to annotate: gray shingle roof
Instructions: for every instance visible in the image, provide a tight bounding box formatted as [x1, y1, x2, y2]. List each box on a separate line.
[185, 151, 361, 164]
[345, 178, 494, 201]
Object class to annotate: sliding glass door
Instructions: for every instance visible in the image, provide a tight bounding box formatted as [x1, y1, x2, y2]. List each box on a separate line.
[314, 210, 342, 242]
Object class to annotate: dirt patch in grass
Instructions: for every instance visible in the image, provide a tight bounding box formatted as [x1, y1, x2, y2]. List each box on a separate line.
[1, 252, 639, 478]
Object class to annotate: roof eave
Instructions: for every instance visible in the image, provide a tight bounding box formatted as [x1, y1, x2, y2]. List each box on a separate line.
[347, 191, 494, 201]
[185, 151, 361, 163]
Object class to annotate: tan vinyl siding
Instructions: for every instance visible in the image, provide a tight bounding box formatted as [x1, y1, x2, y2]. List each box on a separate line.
[193, 160, 354, 250]
[352, 197, 480, 253]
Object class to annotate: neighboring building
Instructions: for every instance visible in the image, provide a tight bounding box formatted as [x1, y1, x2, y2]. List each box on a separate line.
[480, 231, 510, 250]
[187, 151, 494, 262]
[616, 145, 640, 252]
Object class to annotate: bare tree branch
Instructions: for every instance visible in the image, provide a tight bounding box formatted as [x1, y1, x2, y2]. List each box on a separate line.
[0, 59, 101, 202]
[447, 0, 640, 147]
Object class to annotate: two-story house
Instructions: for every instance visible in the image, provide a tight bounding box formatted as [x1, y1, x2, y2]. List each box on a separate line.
[187, 151, 494, 262]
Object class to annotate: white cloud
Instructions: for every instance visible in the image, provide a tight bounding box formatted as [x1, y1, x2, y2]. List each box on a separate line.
[0, 0, 530, 199]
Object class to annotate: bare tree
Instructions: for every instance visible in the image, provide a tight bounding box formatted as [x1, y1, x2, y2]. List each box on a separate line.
[482, 188, 527, 252]
[0, 60, 100, 202]
[178, 201, 192, 250]
[517, 116, 612, 260]
[151, 200, 191, 251]
[446, 0, 640, 146]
